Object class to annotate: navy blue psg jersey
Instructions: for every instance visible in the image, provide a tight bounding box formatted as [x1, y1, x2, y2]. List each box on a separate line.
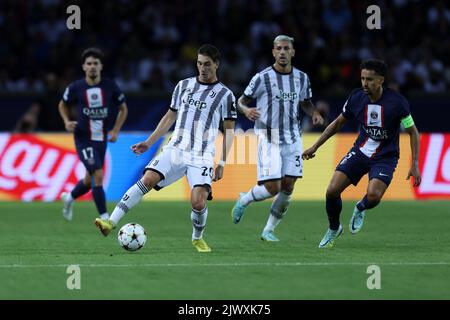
[342, 87, 410, 159]
[62, 78, 125, 142]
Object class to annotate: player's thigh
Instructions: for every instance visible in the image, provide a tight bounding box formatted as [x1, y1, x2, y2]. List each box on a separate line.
[186, 162, 213, 190]
[280, 140, 303, 183]
[83, 171, 92, 186]
[262, 179, 281, 196]
[281, 176, 298, 194]
[368, 158, 398, 188]
[335, 148, 370, 187]
[366, 178, 389, 202]
[367, 158, 397, 200]
[327, 171, 353, 197]
[257, 140, 282, 184]
[191, 185, 210, 210]
[91, 168, 104, 186]
[75, 139, 106, 176]
[144, 147, 186, 189]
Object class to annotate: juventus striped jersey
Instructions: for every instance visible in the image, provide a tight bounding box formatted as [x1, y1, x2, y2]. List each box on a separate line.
[244, 66, 312, 144]
[167, 77, 237, 155]
[62, 78, 126, 142]
[342, 88, 411, 159]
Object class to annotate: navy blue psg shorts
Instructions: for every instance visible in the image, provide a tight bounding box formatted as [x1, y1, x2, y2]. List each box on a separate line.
[335, 147, 398, 186]
[74, 137, 107, 174]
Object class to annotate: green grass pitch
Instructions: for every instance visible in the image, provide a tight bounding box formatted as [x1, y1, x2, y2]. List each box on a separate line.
[0, 200, 449, 299]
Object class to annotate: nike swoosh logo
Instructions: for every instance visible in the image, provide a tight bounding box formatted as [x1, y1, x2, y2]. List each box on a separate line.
[379, 173, 389, 177]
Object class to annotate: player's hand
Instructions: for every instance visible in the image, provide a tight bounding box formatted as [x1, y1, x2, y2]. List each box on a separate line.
[108, 130, 118, 142]
[65, 121, 77, 132]
[302, 146, 317, 160]
[243, 107, 260, 121]
[406, 165, 421, 187]
[131, 141, 150, 156]
[213, 165, 224, 182]
[312, 110, 324, 126]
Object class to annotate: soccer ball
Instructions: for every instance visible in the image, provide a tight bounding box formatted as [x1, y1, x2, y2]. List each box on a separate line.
[117, 223, 147, 251]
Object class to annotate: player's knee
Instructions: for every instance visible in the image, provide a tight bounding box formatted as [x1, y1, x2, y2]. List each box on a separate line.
[326, 185, 340, 199]
[367, 191, 382, 204]
[92, 170, 103, 186]
[264, 182, 280, 196]
[83, 176, 92, 188]
[191, 199, 206, 212]
[141, 171, 159, 189]
[281, 180, 295, 194]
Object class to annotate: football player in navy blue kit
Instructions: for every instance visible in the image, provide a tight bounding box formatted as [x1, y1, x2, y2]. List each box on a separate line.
[58, 48, 128, 221]
[302, 59, 421, 248]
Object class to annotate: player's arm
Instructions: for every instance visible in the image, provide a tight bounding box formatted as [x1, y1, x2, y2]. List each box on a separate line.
[58, 100, 77, 132]
[108, 103, 128, 142]
[300, 100, 324, 126]
[302, 114, 348, 160]
[237, 95, 260, 121]
[403, 117, 421, 187]
[131, 109, 177, 155]
[213, 120, 235, 182]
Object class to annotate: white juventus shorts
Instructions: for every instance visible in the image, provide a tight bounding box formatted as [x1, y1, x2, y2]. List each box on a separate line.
[144, 146, 214, 198]
[257, 138, 303, 184]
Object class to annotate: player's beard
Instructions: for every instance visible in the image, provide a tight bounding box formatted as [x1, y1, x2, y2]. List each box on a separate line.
[277, 58, 288, 68]
[88, 71, 98, 80]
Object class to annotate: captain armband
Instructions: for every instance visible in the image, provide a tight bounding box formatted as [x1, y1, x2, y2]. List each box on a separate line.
[401, 115, 415, 128]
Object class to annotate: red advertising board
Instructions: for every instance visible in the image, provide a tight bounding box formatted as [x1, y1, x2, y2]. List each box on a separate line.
[415, 133, 450, 199]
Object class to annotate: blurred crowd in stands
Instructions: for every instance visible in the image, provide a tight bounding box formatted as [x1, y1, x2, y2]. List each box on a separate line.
[1, 0, 449, 98]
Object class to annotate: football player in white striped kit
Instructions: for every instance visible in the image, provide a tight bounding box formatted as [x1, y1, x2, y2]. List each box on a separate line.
[95, 44, 236, 252]
[232, 35, 324, 241]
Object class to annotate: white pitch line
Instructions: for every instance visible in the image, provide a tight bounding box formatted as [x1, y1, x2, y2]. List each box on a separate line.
[0, 262, 449, 268]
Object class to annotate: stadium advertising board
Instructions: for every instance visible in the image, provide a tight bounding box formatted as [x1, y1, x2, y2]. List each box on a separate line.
[0, 133, 448, 201]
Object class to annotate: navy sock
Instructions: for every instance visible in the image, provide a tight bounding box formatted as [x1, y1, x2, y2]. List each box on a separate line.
[356, 195, 380, 211]
[326, 195, 342, 230]
[92, 186, 107, 215]
[71, 180, 91, 199]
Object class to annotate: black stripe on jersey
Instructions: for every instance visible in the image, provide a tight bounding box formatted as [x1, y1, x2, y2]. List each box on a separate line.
[173, 80, 200, 147]
[225, 92, 236, 119]
[275, 72, 286, 144]
[169, 107, 177, 112]
[201, 87, 228, 153]
[298, 72, 305, 123]
[171, 82, 181, 110]
[263, 73, 273, 143]
[172, 79, 189, 110]
[252, 76, 262, 96]
[190, 86, 213, 151]
[288, 72, 296, 143]
[305, 76, 312, 100]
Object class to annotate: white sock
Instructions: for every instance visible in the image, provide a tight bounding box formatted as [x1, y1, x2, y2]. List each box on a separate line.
[66, 193, 74, 203]
[110, 179, 149, 226]
[100, 212, 110, 220]
[264, 191, 292, 233]
[240, 185, 272, 207]
[191, 206, 208, 240]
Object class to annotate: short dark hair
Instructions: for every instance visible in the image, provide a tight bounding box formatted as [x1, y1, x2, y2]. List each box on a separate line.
[198, 44, 221, 63]
[360, 59, 387, 77]
[81, 47, 104, 64]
